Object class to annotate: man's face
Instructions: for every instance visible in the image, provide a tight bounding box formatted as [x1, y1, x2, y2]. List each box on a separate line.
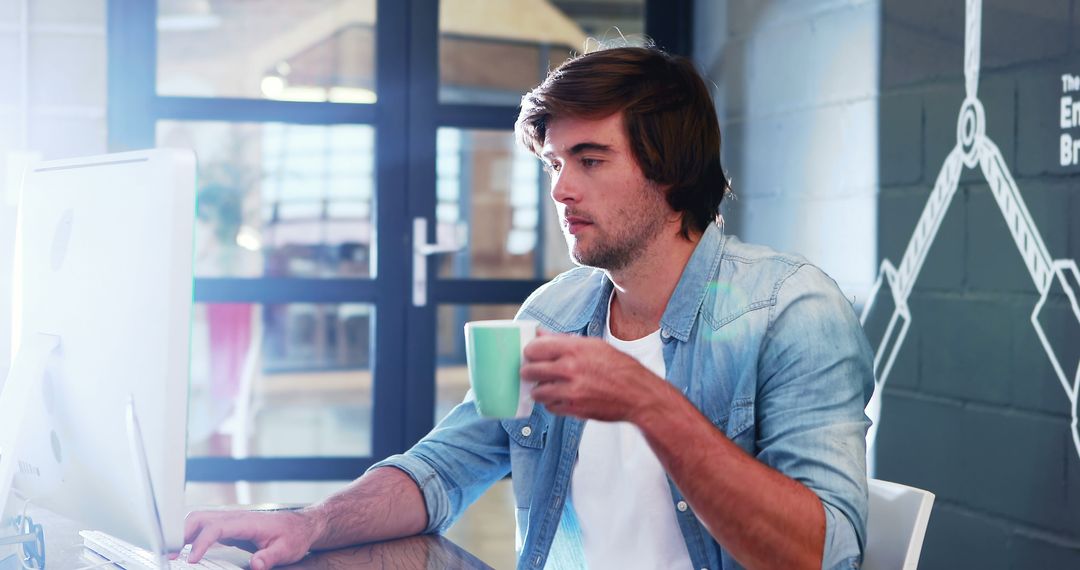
[540, 113, 673, 272]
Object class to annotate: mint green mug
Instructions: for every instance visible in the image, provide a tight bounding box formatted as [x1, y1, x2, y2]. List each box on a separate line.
[464, 320, 537, 418]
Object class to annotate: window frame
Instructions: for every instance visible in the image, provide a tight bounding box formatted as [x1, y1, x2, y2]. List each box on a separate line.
[107, 0, 691, 483]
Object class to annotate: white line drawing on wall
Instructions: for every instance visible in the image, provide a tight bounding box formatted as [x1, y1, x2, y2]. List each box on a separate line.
[861, 0, 1080, 472]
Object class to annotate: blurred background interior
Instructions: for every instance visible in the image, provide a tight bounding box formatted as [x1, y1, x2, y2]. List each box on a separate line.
[0, 0, 1078, 568]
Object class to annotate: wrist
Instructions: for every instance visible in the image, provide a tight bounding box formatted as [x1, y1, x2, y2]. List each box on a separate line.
[297, 505, 329, 549]
[631, 376, 681, 434]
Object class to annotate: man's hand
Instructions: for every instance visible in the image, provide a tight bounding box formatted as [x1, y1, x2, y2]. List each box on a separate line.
[521, 330, 670, 421]
[183, 509, 323, 570]
[183, 467, 427, 570]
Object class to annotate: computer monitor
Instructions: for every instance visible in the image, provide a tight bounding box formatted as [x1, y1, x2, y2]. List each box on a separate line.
[0, 149, 196, 552]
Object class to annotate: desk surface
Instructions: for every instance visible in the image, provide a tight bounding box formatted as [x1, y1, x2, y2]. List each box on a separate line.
[19, 505, 494, 569]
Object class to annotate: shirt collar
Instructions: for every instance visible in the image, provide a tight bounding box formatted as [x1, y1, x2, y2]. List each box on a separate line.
[541, 221, 727, 340]
[658, 221, 728, 342]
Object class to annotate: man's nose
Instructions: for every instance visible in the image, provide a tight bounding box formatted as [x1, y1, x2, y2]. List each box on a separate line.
[550, 172, 578, 205]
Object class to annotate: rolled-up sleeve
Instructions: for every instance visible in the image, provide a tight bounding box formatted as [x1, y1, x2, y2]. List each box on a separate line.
[368, 397, 512, 533]
[755, 264, 874, 569]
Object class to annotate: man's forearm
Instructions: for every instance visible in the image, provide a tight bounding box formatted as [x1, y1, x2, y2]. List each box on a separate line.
[302, 466, 428, 551]
[634, 382, 825, 570]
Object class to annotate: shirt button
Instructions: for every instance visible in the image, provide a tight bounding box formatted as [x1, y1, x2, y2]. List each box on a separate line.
[661, 329, 671, 339]
[676, 500, 689, 512]
[521, 426, 533, 437]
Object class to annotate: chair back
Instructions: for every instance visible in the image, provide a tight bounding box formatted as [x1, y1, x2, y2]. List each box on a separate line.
[863, 478, 935, 570]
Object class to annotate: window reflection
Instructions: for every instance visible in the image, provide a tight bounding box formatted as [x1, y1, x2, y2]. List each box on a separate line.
[436, 128, 574, 280]
[158, 120, 375, 278]
[188, 303, 374, 460]
[438, 0, 644, 105]
[435, 304, 520, 424]
[157, 0, 377, 102]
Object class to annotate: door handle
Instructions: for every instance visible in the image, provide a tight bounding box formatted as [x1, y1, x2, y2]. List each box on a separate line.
[412, 217, 467, 307]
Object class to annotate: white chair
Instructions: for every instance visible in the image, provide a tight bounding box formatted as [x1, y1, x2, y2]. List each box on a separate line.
[863, 478, 935, 570]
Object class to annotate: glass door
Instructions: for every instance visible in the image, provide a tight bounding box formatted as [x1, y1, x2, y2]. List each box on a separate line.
[109, 0, 411, 503]
[108, 0, 683, 504]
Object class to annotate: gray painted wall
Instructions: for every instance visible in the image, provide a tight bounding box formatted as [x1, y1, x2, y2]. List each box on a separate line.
[873, 0, 1080, 566]
[696, 0, 1080, 566]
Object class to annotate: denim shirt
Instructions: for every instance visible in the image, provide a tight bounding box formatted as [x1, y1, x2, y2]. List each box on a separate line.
[372, 222, 874, 570]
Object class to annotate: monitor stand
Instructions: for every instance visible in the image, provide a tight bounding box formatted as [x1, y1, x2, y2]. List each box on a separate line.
[0, 515, 44, 569]
[0, 333, 59, 569]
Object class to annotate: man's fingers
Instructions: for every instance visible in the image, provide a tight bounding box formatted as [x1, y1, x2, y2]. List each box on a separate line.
[538, 396, 576, 417]
[530, 382, 571, 404]
[219, 537, 261, 553]
[187, 524, 223, 563]
[183, 512, 309, 569]
[523, 334, 577, 362]
[189, 517, 263, 562]
[250, 539, 305, 570]
[520, 361, 568, 384]
[250, 553, 270, 570]
[184, 513, 207, 545]
[184, 511, 240, 544]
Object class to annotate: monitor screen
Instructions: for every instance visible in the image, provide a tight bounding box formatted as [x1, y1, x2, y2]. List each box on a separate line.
[2, 149, 196, 552]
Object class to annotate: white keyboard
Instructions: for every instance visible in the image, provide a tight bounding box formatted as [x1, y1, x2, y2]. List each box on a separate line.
[80, 530, 247, 570]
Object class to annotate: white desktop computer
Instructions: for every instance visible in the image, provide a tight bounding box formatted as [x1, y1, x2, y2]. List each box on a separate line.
[0, 149, 197, 558]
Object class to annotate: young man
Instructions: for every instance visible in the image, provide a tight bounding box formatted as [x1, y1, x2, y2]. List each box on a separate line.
[184, 46, 873, 570]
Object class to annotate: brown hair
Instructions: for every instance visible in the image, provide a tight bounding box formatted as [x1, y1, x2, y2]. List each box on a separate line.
[516, 46, 730, 239]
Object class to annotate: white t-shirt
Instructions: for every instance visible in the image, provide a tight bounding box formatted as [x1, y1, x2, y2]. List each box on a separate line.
[569, 296, 694, 570]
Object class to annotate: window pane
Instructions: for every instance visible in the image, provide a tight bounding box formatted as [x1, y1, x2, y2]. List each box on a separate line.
[435, 304, 520, 424]
[157, 120, 375, 278]
[187, 303, 374, 459]
[438, 0, 644, 105]
[435, 128, 574, 280]
[157, 0, 376, 102]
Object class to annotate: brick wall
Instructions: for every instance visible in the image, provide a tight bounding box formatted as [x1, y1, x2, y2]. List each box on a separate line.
[699, 0, 1080, 565]
[0, 0, 106, 377]
[697, 0, 1080, 566]
[693, 0, 881, 302]
[873, 0, 1080, 566]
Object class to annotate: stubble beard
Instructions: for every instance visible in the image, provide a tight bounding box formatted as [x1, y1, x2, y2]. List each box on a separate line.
[566, 186, 669, 272]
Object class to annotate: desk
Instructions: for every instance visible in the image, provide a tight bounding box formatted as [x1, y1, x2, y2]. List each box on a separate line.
[11, 505, 494, 569]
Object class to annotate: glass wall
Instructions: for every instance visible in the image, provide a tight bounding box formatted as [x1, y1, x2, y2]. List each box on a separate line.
[157, 0, 377, 103]
[158, 121, 375, 279]
[434, 128, 573, 280]
[437, 0, 644, 105]
[187, 302, 374, 460]
[434, 303, 519, 423]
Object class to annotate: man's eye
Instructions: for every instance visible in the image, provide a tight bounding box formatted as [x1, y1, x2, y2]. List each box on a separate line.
[544, 162, 561, 173]
[581, 158, 601, 168]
